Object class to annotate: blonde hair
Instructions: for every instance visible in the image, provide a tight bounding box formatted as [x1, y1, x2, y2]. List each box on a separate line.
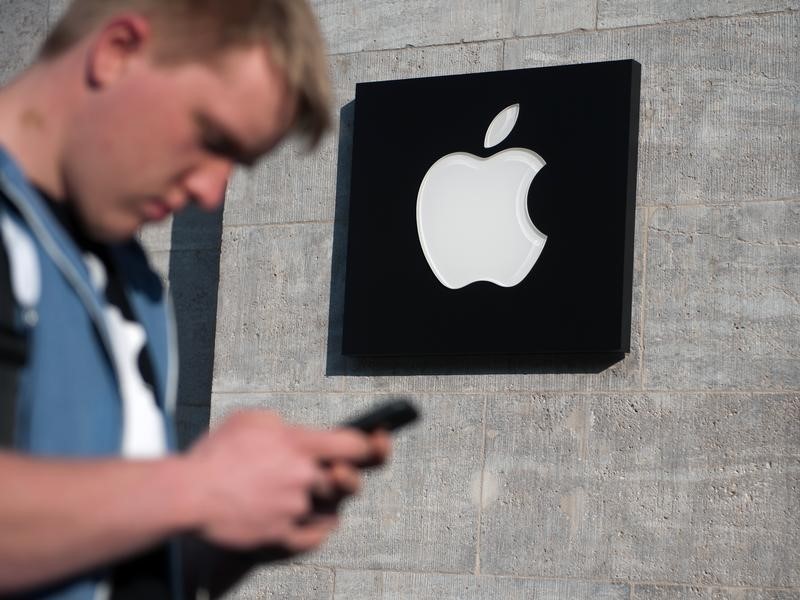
[41, 0, 331, 147]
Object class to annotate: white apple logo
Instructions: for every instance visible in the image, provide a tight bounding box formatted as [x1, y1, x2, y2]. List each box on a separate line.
[416, 104, 547, 289]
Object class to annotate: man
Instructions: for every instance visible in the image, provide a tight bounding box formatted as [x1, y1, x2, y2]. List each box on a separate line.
[0, 1, 388, 598]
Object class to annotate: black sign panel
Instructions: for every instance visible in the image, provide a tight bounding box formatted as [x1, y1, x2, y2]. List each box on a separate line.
[342, 60, 641, 356]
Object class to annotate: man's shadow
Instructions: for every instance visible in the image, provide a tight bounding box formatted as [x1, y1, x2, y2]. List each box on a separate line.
[168, 204, 223, 449]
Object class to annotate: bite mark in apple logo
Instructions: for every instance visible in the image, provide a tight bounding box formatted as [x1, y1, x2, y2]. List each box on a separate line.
[416, 104, 547, 290]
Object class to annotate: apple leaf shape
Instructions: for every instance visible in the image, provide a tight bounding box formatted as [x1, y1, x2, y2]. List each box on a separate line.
[484, 104, 520, 149]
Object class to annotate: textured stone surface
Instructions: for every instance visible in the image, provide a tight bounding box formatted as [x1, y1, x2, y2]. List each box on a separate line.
[632, 585, 800, 600]
[513, 0, 596, 37]
[222, 42, 503, 227]
[599, 0, 799, 29]
[211, 392, 483, 573]
[212, 212, 644, 394]
[221, 565, 333, 600]
[139, 218, 175, 255]
[212, 224, 335, 393]
[333, 570, 630, 599]
[47, 0, 69, 30]
[146, 250, 171, 284]
[140, 211, 223, 416]
[644, 201, 800, 390]
[311, 0, 596, 55]
[0, 0, 48, 84]
[479, 393, 800, 587]
[145, 247, 220, 411]
[505, 12, 800, 207]
[138, 204, 223, 254]
[168, 249, 222, 407]
[311, 0, 506, 54]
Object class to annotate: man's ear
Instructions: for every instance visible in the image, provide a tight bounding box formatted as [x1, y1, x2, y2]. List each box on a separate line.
[86, 15, 151, 88]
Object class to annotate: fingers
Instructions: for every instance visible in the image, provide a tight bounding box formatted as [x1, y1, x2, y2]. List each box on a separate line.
[309, 462, 361, 503]
[328, 461, 361, 495]
[291, 427, 374, 463]
[193, 410, 394, 555]
[364, 430, 391, 466]
[284, 514, 340, 553]
[209, 410, 392, 467]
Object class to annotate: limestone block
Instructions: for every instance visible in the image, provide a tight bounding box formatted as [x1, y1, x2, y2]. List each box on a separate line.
[146, 250, 171, 284]
[210, 392, 483, 573]
[220, 566, 332, 600]
[222, 42, 503, 227]
[138, 204, 223, 255]
[311, 0, 596, 54]
[212, 224, 335, 393]
[644, 202, 800, 390]
[505, 13, 799, 206]
[514, 0, 596, 37]
[0, 0, 48, 84]
[632, 584, 800, 600]
[311, 0, 508, 54]
[145, 248, 221, 409]
[333, 569, 630, 599]
[479, 393, 800, 587]
[47, 0, 69, 30]
[599, 0, 799, 29]
[138, 217, 175, 255]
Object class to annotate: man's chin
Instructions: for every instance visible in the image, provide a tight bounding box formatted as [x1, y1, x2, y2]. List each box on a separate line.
[85, 221, 142, 245]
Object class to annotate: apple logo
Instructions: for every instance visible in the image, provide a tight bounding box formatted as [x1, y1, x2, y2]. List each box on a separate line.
[416, 104, 547, 289]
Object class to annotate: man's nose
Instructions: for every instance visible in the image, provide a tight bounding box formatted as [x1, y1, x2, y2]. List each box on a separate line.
[183, 158, 233, 211]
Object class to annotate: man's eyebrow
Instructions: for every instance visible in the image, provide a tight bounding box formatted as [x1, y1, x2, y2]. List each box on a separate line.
[194, 112, 258, 167]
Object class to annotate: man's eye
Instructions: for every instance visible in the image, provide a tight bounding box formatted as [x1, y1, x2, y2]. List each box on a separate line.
[199, 128, 253, 166]
[202, 137, 227, 156]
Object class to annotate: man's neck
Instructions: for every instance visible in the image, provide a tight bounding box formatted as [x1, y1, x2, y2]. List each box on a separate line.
[0, 58, 75, 201]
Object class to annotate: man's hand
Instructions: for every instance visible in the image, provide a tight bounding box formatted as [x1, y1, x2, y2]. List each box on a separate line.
[0, 410, 390, 594]
[184, 411, 390, 553]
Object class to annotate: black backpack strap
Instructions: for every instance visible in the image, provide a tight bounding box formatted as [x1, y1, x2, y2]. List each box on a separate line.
[0, 207, 30, 448]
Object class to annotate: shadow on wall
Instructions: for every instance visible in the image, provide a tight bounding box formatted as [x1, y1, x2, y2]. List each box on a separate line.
[168, 204, 223, 450]
[325, 101, 623, 377]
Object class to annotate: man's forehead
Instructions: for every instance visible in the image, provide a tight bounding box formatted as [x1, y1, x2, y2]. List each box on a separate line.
[188, 46, 298, 159]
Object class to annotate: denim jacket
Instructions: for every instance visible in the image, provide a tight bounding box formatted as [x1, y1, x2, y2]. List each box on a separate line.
[0, 147, 181, 600]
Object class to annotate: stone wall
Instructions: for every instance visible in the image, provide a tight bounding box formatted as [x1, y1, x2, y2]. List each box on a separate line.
[1, 1, 797, 598]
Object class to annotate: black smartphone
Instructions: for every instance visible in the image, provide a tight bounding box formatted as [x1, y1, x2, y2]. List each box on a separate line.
[342, 398, 419, 433]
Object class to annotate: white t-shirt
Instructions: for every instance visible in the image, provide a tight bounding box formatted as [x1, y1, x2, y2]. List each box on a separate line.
[84, 253, 167, 459]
